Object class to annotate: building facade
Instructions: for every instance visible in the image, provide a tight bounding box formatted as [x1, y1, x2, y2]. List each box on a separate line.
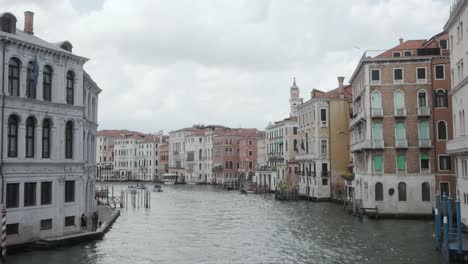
[445, 0, 468, 226]
[0, 11, 100, 244]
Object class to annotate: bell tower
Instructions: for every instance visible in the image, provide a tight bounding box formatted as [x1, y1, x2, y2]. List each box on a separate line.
[289, 77, 300, 117]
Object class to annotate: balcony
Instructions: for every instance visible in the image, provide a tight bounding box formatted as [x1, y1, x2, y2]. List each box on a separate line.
[350, 110, 366, 127]
[394, 108, 407, 117]
[321, 171, 330, 177]
[417, 107, 431, 117]
[351, 139, 372, 152]
[319, 153, 328, 160]
[373, 139, 384, 149]
[447, 136, 468, 154]
[371, 108, 383, 118]
[296, 154, 316, 161]
[395, 139, 408, 148]
[419, 138, 432, 148]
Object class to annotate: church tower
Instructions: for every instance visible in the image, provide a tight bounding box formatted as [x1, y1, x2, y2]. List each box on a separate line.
[289, 77, 300, 117]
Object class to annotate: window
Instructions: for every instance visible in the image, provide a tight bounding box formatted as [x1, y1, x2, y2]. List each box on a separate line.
[420, 154, 430, 171]
[8, 58, 20, 96]
[435, 90, 447, 107]
[41, 182, 52, 205]
[374, 155, 382, 172]
[439, 155, 451, 171]
[25, 117, 35, 158]
[65, 121, 73, 159]
[65, 180, 75, 203]
[249, 161, 253, 169]
[417, 68, 426, 82]
[393, 68, 403, 83]
[6, 223, 18, 235]
[24, 182, 37, 207]
[419, 121, 429, 140]
[64, 216, 75, 227]
[404, 51, 412, 57]
[6, 183, 19, 208]
[320, 140, 327, 154]
[40, 219, 52, 230]
[397, 154, 406, 171]
[418, 91, 427, 107]
[249, 151, 253, 157]
[394, 91, 405, 110]
[249, 140, 253, 145]
[42, 119, 51, 158]
[438, 121, 447, 140]
[371, 91, 381, 110]
[43, 65, 52, 101]
[371, 69, 380, 84]
[322, 178, 328, 186]
[7, 115, 18, 157]
[66, 71, 75, 105]
[320, 109, 327, 123]
[396, 122, 406, 140]
[398, 182, 407, 201]
[422, 182, 430, 201]
[393, 52, 401, 57]
[440, 39, 448, 50]
[375, 182, 383, 201]
[440, 182, 450, 197]
[435, 65, 445, 80]
[26, 61, 37, 99]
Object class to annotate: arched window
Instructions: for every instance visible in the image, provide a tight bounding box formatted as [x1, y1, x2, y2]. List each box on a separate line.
[438, 121, 447, 140]
[373, 122, 382, 140]
[375, 182, 383, 201]
[7, 115, 19, 157]
[422, 182, 430, 201]
[25, 117, 35, 158]
[419, 121, 429, 140]
[26, 61, 37, 99]
[418, 90, 427, 107]
[397, 154, 406, 171]
[394, 90, 405, 109]
[8, 58, 20, 96]
[396, 122, 405, 140]
[435, 90, 447, 107]
[43, 65, 52, 101]
[371, 91, 381, 109]
[199, 149, 202, 160]
[65, 121, 73, 159]
[42, 119, 51, 158]
[398, 182, 407, 201]
[66, 71, 74, 105]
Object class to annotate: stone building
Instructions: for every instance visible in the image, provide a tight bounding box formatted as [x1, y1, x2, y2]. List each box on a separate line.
[0, 11, 100, 244]
[297, 77, 352, 200]
[349, 34, 452, 216]
[445, 0, 468, 226]
[158, 140, 169, 181]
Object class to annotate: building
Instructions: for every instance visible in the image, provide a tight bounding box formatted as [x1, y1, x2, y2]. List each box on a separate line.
[256, 131, 268, 169]
[158, 140, 169, 181]
[136, 136, 159, 182]
[0, 11, 100, 244]
[349, 34, 452, 216]
[297, 77, 352, 200]
[445, 0, 468, 226]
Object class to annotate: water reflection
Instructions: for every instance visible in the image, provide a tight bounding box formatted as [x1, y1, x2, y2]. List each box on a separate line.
[9, 184, 441, 264]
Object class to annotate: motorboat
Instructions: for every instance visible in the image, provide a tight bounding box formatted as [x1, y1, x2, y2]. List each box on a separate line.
[136, 183, 147, 189]
[152, 185, 163, 192]
[162, 173, 177, 184]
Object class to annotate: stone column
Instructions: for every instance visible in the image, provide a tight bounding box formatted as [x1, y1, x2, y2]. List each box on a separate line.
[75, 126, 82, 161]
[36, 67, 43, 100]
[18, 122, 26, 159]
[36, 121, 42, 159]
[20, 65, 27, 97]
[51, 124, 59, 160]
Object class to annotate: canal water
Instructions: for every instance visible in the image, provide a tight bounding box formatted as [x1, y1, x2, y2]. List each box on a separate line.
[10, 184, 441, 264]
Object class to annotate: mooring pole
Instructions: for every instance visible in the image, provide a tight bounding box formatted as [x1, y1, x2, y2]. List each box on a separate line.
[435, 207, 440, 251]
[444, 216, 450, 264]
[448, 195, 453, 232]
[437, 192, 441, 239]
[1, 207, 6, 260]
[443, 193, 448, 219]
[456, 195, 463, 254]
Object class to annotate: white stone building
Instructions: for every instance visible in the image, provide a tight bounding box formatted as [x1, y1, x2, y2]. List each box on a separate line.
[0, 11, 100, 244]
[136, 138, 159, 182]
[445, 0, 468, 226]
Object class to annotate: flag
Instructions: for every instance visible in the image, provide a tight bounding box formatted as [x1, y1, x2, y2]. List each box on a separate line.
[33, 57, 39, 89]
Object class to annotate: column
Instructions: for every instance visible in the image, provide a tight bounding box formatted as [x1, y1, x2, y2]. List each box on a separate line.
[36, 67, 43, 101]
[75, 127, 82, 161]
[36, 122, 42, 159]
[18, 122, 26, 159]
[20, 66, 27, 97]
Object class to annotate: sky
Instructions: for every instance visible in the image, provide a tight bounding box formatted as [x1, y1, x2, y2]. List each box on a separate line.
[1, 0, 452, 133]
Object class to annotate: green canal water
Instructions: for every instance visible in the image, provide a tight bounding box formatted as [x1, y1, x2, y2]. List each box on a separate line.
[10, 184, 441, 264]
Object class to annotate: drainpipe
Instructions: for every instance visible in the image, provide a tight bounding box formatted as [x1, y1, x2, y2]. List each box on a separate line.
[0, 38, 8, 206]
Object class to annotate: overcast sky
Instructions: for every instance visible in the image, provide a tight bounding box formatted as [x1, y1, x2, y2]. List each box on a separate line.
[1, 0, 451, 133]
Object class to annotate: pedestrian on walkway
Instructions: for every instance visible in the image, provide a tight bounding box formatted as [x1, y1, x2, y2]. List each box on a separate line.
[92, 211, 98, 231]
[80, 213, 87, 232]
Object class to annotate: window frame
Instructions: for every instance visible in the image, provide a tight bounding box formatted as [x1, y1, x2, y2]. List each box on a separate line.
[416, 67, 427, 83]
[24, 182, 37, 207]
[398, 182, 407, 201]
[64, 180, 75, 203]
[437, 120, 448, 141]
[7, 115, 19, 157]
[438, 155, 452, 171]
[371, 69, 381, 84]
[393, 68, 404, 84]
[6, 183, 19, 208]
[42, 119, 51, 158]
[66, 71, 75, 105]
[43, 65, 53, 101]
[26, 61, 36, 99]
[435, 64, 445, 80]
[8, 58, 20, 97]
[25, 117, 35, 158]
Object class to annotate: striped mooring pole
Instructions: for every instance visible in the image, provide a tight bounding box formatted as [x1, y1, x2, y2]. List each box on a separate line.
[2, 207, 6, 259]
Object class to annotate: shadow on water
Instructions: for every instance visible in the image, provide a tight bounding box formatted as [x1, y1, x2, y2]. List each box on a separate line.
[9, 184, 442, 264]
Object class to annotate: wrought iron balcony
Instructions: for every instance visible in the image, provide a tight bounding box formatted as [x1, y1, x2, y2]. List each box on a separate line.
[417, 107, 431, 117]
[394, 108, 407, 117]
[395, 139, 408, 148]
[371, 108, 383, 117]
[419, 139, 432, 148]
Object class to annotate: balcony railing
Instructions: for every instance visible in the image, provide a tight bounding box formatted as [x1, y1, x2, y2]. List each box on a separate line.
[371, 108, 383, 117]
[373, 139, 384, 149]
[417, 107, 431, 116]
[419, 138, 432, 148]
[395, 108, 407, 117]
[395, 139, 408, 148]
[321, 171, 330, 177]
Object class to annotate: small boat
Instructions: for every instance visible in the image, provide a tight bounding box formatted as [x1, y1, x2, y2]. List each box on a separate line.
[152, 185, 163, 192]
[162, 173, 177, 184]
[135, 183, 147, 190]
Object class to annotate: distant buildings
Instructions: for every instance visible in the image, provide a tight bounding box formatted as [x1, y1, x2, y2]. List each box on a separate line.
[445, 0, 468, 226]
[0, 11, 100, 244]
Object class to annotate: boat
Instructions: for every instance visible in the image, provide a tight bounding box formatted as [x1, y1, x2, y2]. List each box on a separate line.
[136, 183, 147, 189]
[162, 173, 178, 184]
[152, 185, 163, 192]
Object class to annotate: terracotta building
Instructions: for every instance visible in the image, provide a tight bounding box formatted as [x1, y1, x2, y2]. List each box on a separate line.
[350, 33, 453, 216]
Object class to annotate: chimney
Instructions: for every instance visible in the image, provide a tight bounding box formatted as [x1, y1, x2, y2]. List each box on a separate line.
[338, 76, 345, 99]
[399, 38, 404, 45]
[24, 11, 34, 34]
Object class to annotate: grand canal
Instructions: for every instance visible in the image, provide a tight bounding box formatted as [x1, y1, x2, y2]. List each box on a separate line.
[10, 184, 441, 264]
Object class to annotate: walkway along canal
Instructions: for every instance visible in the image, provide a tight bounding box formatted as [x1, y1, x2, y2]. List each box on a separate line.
[9, 184, 442, 264]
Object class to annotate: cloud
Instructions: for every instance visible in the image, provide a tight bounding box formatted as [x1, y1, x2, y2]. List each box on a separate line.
[0, 0, 451, 133]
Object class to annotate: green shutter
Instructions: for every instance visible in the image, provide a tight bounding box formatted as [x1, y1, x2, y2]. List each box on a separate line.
[421, 154, 429, 160]
[373, 123, 382, 140]
[397, 154, 406, 170]
[396, 122, 405, 140]
[374, 155, 382, 171]
[419, 121, 429, 139]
